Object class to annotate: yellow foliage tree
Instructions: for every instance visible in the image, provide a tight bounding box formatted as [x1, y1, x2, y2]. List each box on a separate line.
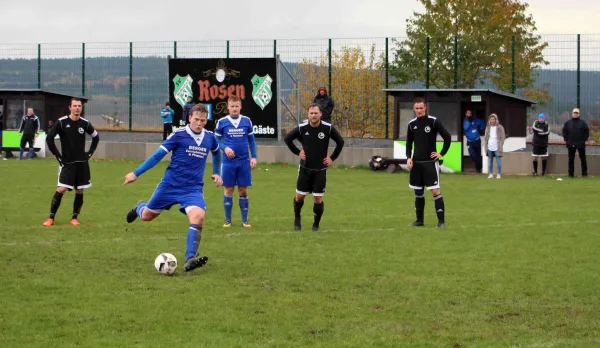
[289, 45, 391, 138]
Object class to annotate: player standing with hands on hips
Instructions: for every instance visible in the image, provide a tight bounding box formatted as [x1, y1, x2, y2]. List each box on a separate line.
[406, 98, 451, 228]
[43, 98, 100, 226]
[123, 104, 222, 273]
[284, 104, 344, 231]
[215, 96, 257, 228]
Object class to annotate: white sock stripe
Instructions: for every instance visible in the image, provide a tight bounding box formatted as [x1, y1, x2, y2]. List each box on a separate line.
[434, 195, 443, 200]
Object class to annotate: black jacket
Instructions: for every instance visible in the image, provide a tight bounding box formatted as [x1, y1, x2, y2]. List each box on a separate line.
[531, 120, 550, 147]
[313, 92, 335, 122]
[19, 115, 40, 137]
[562, 118, 589, 148]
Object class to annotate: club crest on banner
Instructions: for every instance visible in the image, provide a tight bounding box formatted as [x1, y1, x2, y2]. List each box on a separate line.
[251, 74, 273, 110]
[173, 74, 194, 107]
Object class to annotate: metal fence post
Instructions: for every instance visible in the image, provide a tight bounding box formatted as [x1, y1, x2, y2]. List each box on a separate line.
[128, 42, 133, 132]
[226, 40, 230, 58]
[328, 38, 332, 97]
[385, 37, 389, 139]
[273, 40, 277, 58]
[453, 36, 458, 88]
[174, 41, 177, 59]
[425, 37, 430, 89]
[577, 34, 581, 108]
[511, 36, 516, 93]
[37, 44, 41, 89]
[81, 43, 85, 96]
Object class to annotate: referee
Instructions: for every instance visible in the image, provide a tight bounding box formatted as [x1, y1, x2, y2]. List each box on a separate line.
[43, 98, 100, 226]
[284, 104, 344, 231]
[406, 98, 451, 228]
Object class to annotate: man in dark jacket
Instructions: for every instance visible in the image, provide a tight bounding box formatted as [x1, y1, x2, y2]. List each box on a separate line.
[562, 108, 589, 177]
[182, 97, 195, 127]
[313, 87, 334, 123]
[531, 113, 550, 176]
[18, 107, 40, 160]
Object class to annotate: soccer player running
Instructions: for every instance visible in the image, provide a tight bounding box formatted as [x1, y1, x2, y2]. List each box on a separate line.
[406, 98, 451, 228]
[284, 104, 344, 231]
[214, 96, 257, 228]
[123, 104, 222, 273]
[44, 98, 100, 226]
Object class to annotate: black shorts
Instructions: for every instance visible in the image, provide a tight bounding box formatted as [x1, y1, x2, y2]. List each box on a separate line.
[20, 135, 35, 149]
[296, 166, 327, 196]
[532, 146, 548, 157]
[58, 162, 91, 190]
[409, 160, 440, 190]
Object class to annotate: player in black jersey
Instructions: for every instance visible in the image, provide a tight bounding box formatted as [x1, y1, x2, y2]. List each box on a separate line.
[406, 98, 451, 228]
[43, 98, 100, 226]
[284, 104, 344, 231]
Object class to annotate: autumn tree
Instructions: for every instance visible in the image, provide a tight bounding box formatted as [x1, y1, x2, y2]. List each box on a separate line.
[289, 45, 391, 138]
[392, 0, 549, 102]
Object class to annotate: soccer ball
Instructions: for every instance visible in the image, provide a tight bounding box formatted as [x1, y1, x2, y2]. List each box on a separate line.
[154, 253, 178, 275]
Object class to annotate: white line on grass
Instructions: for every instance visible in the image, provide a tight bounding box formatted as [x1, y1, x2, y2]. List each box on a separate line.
[1, 219, 598, 248]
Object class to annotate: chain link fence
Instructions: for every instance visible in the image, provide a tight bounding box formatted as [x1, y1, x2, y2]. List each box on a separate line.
[0, 36, 598, 141]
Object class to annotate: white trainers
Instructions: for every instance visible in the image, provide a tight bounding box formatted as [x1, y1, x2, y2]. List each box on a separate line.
[496, 174, 501, 179]
[488, 174, 493, 179]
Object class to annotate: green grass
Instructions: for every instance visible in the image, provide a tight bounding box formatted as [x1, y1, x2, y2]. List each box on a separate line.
[1, 159, 599, 347]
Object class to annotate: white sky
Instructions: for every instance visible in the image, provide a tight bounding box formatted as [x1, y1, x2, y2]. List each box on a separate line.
[1, 0, 598, 44]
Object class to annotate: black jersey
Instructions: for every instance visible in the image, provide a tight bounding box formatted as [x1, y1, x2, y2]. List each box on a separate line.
[406, 115, 451, 161]
[47, 116, 99, 164]
[284, 120, 345, 171]
[531, 120, 550, 147]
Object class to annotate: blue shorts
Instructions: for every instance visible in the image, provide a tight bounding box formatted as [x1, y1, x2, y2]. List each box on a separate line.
[146, 181, 206, 215]
[221, 160, 252, 187]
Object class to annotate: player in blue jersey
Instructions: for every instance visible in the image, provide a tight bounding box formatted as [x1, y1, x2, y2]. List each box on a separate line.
[123, 104, 222, 273]
[214, 95, 257, 228]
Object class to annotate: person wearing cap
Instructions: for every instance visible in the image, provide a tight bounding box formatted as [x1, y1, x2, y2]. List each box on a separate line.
[562, 108, 589, 177]
[531, 113, 550, 176]
[161, 102, 175, 141]
[313, 87, 335, 123]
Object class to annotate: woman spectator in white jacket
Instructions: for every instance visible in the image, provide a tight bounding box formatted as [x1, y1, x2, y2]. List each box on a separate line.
[483, 113, 506, 179]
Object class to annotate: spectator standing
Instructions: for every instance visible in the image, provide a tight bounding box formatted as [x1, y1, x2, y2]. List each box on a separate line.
[463, 109, 487, 173]
[483, 113, 506, 179]
[562, 108, 589, 177]
[313, 87, 335, 124]
[161, 102, 175, 141]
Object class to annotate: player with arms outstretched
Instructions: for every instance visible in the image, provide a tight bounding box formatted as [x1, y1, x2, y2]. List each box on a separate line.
[123, 104, 222, 273]
[406, 98, 451, 228]
[284, 104, 344, 231]
[44, 98, 100, 226]
[214, 96, 257, 228]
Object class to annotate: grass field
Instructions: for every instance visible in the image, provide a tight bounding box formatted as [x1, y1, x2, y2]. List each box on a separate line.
[1, 159, 599, 348]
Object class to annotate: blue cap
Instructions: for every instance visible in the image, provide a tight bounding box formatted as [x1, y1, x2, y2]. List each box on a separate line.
[538, 113, 545, 119]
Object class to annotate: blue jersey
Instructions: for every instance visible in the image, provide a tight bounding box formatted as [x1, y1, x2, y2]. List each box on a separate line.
[215, 115, 254, 162]
[160, 126, 219, 188]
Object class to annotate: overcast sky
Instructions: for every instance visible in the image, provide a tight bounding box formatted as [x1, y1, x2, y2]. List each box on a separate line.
[1, 0, 599, 44]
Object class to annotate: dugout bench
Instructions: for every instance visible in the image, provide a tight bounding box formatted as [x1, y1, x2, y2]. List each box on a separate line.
[1, 130, 46, 158]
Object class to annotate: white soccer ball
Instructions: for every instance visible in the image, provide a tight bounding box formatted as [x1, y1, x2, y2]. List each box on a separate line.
[154, 253, 178, 275]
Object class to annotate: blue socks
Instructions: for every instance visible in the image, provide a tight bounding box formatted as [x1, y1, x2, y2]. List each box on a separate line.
[185, 224, 202, 261]
[136, 201, 147, 217]
[224, 195, 233, 222]
[19, 148, 24, 160]
[28, 148, 34, 159]
[239, 195, 249, 223]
